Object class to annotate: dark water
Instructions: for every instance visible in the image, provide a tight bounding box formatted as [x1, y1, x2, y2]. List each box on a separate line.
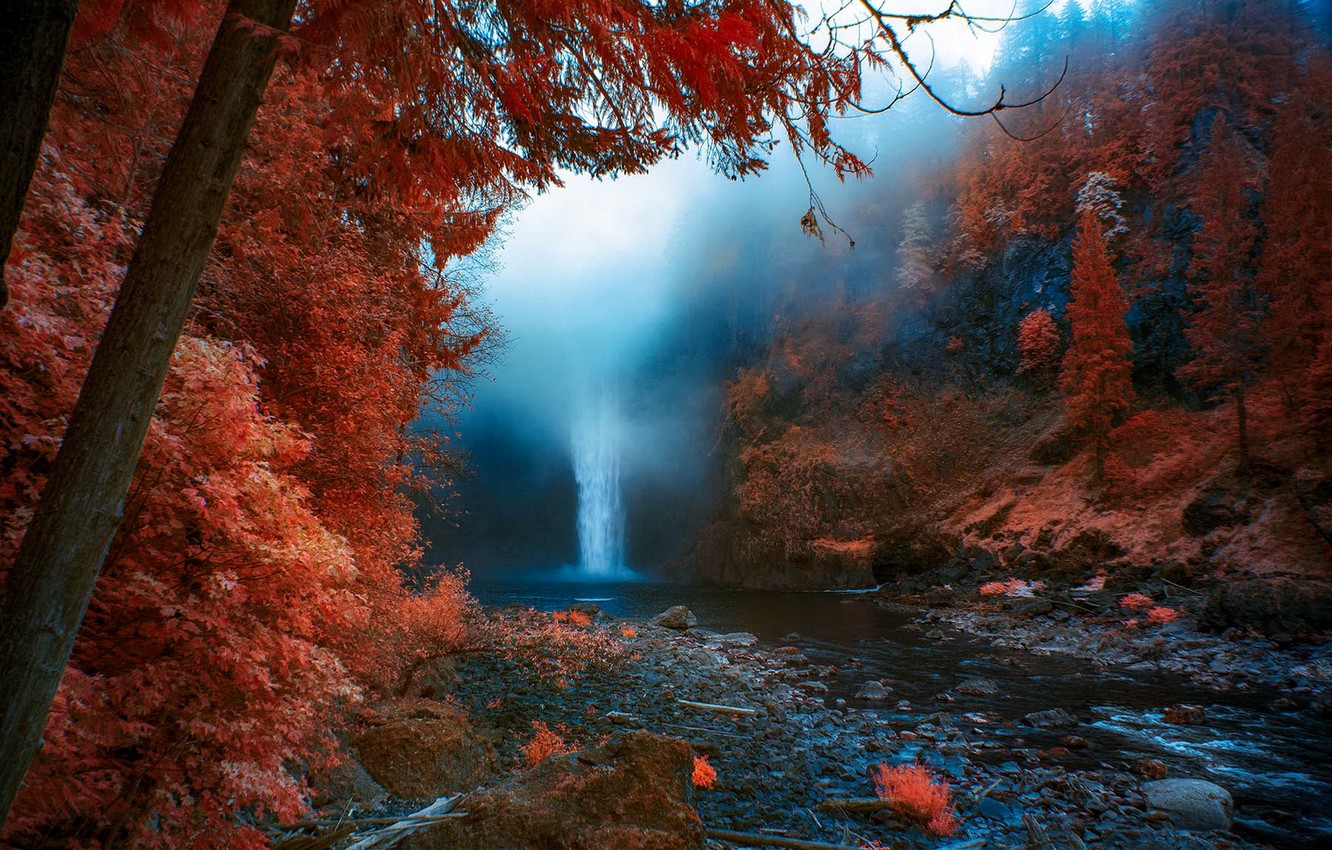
[471, 572, 1332, 846]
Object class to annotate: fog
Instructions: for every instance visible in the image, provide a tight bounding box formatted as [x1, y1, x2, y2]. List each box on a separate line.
[418, 1, 1075, 575]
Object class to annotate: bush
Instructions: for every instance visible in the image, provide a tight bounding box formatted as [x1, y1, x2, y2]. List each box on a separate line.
[871, 764, 957, 836]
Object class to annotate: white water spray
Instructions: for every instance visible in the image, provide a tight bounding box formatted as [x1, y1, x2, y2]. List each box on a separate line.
[572, 392, 626, 576]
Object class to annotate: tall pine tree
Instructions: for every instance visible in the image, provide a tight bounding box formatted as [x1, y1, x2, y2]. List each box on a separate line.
[1061, 209, 1135, 482]
[1178, 116, 1265, 472]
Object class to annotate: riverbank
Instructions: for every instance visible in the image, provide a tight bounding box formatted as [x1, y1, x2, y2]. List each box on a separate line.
[867, 582, 1332, 712]
[295, 598, 1328, 850]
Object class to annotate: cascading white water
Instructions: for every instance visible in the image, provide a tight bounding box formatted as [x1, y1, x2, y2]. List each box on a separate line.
[571, 393, 625, 576]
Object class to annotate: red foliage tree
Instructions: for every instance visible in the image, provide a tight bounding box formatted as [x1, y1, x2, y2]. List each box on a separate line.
[1060, 210, 1135, 482]
[1178, 117, 1265, 472]
[1257, 89, 1332, 412]
[1017, 307, 1062, 385]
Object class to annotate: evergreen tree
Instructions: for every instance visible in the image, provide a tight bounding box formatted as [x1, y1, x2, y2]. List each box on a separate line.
[1178, 116, 1265, 472]
[1060, 210, 1135, 482]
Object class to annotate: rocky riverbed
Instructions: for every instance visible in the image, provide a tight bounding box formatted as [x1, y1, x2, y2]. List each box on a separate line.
[877, 587, 1332, 712]
[304, 598, 1320, 850]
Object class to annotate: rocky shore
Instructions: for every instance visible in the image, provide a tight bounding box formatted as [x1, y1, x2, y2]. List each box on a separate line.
[295, 599, 1324, 850]
[868, 582, 1332, 712]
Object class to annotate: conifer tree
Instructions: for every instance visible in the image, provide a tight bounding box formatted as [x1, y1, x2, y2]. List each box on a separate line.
[1060, 210, 1134, 482]
[1178, 117, 1265, 472]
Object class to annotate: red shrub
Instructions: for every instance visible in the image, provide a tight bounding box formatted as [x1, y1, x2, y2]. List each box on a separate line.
[871, 764, 957, 836]
[1120, 592, 1154, 610]
[522, 721, 576, 768]
[692, 755, 717, 789]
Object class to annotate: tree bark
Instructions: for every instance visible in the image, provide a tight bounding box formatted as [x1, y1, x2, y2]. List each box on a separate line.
[0, 0, 297, 826]
[0, 0, 80, 308]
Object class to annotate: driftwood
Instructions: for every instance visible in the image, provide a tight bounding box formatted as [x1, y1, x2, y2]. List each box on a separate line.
[341, 795, 464, 850]
[677, 698, 761, 717]
[812, 797, 895, 813]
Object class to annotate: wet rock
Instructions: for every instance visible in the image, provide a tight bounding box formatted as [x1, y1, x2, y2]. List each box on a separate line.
[1132, 759, 1169, 780]
[978, 795, 1015, 821]
[354, 699, 498, 800]
[1060, 735, 1089, 749]
[403, 731, 703, 850]
[1023, 708, 1076, 728]
[652, 606, 699, 630]
[855, 680, 894, 700]
[1141, 778, 1233, 831]
[1163, 704, 1206, 725]
[1200, 577, 1332, 634]
[954, 678, 1000, 697]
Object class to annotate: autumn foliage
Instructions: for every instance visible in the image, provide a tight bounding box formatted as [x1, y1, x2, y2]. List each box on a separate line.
[691, 755, 718, 789]
[871, 764, 957, 837]
[1017, 308, 1062, 383]
[522, 721, 577, 768]
[1060, 211, 1134, 482]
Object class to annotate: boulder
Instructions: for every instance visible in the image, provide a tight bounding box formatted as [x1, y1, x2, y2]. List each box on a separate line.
[855, 680, 894, 701]
[652, 606, 698, 630]
[1163, 705, 1206, 725]
[1200, 577, 1332, 634]
[354, 700, 498, 800]
[1023, 708, 1076, 728]
[309, 753, 388, 809]
[954, 678, 1000, 697]
[1141, 779, 1233, 831]
[402, 731, 703, 850]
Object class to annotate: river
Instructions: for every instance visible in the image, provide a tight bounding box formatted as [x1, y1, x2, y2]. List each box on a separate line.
[470, 572, 1332, 848]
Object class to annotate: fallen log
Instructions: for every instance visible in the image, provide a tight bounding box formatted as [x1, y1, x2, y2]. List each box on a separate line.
[677, 698, 761, 716]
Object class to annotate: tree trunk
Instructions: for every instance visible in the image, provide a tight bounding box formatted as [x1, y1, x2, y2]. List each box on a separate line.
[0, 0, 297, 826]
[0, 0, 80, 308]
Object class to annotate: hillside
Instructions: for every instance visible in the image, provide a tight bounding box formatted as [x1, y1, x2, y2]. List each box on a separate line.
[692, 0, 1332, 633]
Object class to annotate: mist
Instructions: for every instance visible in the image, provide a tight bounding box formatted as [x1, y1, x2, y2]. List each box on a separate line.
[417, 0, 1062, 574]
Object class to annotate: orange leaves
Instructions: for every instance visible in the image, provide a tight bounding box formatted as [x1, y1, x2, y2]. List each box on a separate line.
[1147, 606, 1179, 626]
[1017, 308, 1062, 382]
[871, 764, 957, 837]
[691, 755, 717, 789]
[523, 721, 577, 768]
[1119, 592, 1154, 610]
[553, 609, 594, 627]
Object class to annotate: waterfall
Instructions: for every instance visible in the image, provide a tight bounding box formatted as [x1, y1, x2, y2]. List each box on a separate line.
[572, 392, 625, 576]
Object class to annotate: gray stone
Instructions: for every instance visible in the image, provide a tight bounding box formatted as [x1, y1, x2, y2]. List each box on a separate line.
[955, 678, 1000, 697]
[855, 680, 894, 700]
[651, 605, 698, 629]
[1023, 708, 1076, 728]
[1141, 778, 1233, 831]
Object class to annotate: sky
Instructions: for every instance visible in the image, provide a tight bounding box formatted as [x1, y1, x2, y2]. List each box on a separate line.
[429, 0, 1080, 571]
